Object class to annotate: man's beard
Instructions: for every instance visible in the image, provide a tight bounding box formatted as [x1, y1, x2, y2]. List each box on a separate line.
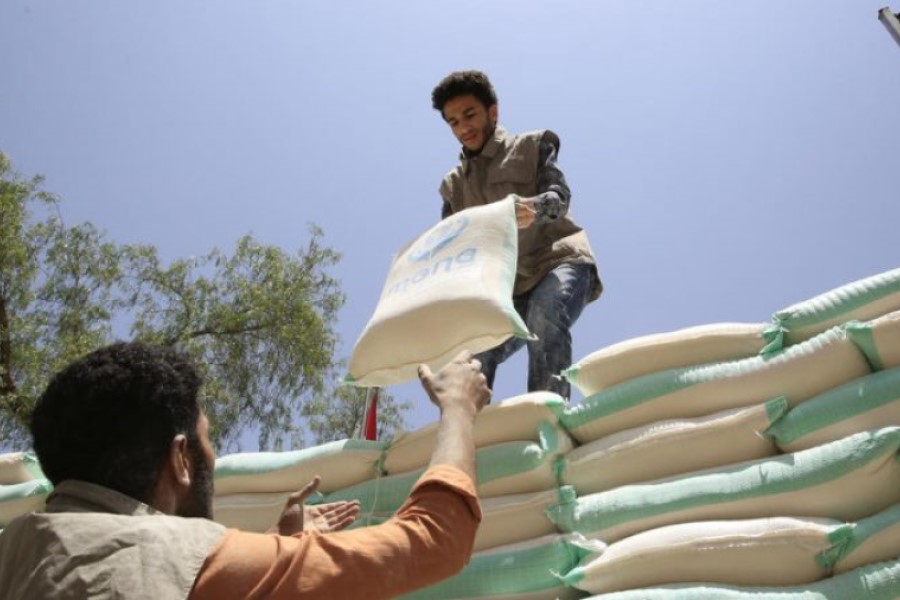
[177, 445, 214, 520]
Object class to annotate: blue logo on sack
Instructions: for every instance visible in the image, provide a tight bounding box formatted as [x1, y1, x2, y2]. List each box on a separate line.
[408, 215, 469, 262]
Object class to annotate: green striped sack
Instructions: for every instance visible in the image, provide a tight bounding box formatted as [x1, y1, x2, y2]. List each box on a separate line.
[833, 502, 900, 574]
[766, 267, 900, 350]
[579, 557, 900, 600]
[397, 534, 600, 600]
[0, 479, 53, 527]
[561, 398, 786, 495]
[214, 438, 387, 496]
[847, 310, 900, 372]
[547, 427, 900, 543]
[314, 421, 572, 513]
[562, 517, 851, 594]
[384, 391, 565, 475]
[0, 452, 45, 485]
[766, 368, 900, 452]
[561, 326, 869, 444]
[564, 322, 777, 397]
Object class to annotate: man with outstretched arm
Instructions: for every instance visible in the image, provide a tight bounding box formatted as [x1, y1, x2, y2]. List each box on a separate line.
[0, 342, 490, 599]
[432, 70, 602, 399]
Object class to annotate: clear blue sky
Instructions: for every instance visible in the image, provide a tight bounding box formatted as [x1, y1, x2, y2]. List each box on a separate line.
[2, 1, 899, 449]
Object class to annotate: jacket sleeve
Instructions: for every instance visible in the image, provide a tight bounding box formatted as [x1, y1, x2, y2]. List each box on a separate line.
[189, 465, 481, 600]
[534, 130, 573, 224]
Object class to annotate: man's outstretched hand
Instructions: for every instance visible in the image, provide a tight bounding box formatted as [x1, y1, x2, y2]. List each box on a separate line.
[270, 476, 361, 536]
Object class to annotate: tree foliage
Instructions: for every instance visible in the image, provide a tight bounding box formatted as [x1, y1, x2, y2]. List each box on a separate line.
[0, 152, 408, 450]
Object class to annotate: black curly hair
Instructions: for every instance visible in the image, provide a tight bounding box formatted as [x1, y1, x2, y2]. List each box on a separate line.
[431, 70, 498, 116]
[31, 342, 203, 504]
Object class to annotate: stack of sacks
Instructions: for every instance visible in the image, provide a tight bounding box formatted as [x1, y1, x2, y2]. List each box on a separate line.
[212, 438, 387, 532]
[0, 452, 51, 530]
[552, 266, 900, 597]
[323, 392, 581, 599]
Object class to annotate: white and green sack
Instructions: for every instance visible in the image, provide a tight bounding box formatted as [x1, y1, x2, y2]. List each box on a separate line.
[0, 479, 53, 527]
[847, 310, 900, 372]
[214, 438, 387, 496]
[833, 502, 900, 574]
[561, 326, 869, 444]
[396, 534, 599, 600]
[561, 399, 785, 495]
[565, 322, 776, 396]
[384, 391, 565, 475]
[0, 452, 45, 485]
[562, 517, 850, 594]
[580, 557, 900, 600]
[548, 427, 900, 543]
[767, 266, 900, 350]
[766, 368, 900, 452]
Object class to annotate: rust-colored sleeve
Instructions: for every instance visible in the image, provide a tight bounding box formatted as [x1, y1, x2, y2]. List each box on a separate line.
[190, 464, 481, 600]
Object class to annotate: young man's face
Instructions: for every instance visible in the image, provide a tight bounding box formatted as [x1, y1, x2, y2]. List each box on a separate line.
[442, 94, 498, 154]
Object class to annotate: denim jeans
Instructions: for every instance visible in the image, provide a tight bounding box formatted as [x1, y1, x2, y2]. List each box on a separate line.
[476, 262, 595, 400]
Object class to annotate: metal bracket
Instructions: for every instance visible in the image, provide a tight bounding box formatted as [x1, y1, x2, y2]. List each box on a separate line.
[879, 7, 900, 49]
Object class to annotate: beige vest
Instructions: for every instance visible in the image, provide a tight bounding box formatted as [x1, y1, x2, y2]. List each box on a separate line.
[440, 126, 602, 299]
[0, 480, 226, 600]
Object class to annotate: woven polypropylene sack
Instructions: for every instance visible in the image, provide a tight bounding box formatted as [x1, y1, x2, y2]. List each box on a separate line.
[565, 322, 775, 396]
[561, 399, 785, 495]
[0, 480, 53, 527]
[577, 557, 900, 600]
[766, 368, 900, 453]
[561, 326, 869, 444]
[548, 427, 900, 543]
[384, 392, 565, 475]
[834, 503, 900, 574]
[213, 438, 387, 496]
[0, 453, 44, 486]
[563, 517, 850, 594]
[768, 267, 900, 349]
[348, 197, 529, 387]
[847, 310, 900, 372]
[396, 534, 600, 600]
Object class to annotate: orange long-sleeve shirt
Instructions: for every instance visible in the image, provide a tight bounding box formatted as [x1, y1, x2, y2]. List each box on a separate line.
[190, 465, 482, 599]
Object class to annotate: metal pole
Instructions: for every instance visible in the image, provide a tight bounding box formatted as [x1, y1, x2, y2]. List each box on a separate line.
[879, 7, 900, 50]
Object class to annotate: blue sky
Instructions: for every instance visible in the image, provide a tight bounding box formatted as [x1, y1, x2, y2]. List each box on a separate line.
[2, 1, 899, 448]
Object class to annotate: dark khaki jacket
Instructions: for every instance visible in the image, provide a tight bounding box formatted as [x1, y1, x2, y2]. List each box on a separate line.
[0, 480, 226, 600]
[440, 126, 601, 299]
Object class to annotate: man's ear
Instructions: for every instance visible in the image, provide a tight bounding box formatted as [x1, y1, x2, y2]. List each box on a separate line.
[168, 434, 192, 488]
[489, 103, 499, 126]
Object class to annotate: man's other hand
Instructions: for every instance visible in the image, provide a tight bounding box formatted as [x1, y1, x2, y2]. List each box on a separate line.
[270, 476, 361, 536]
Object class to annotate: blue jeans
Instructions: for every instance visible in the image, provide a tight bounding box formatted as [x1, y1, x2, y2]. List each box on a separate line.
[476, 262, 595, 400]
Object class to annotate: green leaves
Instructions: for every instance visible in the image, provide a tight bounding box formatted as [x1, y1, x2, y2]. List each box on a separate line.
[0, 151, 408, 451]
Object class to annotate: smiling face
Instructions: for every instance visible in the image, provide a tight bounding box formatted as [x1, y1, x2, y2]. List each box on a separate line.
[442, 94, 498, 153]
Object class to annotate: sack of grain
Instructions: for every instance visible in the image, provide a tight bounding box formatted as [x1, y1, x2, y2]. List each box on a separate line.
[0, 453, 44, 485]
[768, 267, 900, 349]
[564, 322, 776, 396]
[348, 197, 529, 387]
[396, 534, 600, 600]
[0, 479, 53, 527]
[847, 310, 900, 371]
[766, 368, 900, 453]
[384, 391, 565, 474]
[833, 502, 900, 574]
[561, 326, 869, 444]
[213, 438, 387, 496]
[548, 427, 900, 543]
[562, 517, 849, 594]
[561, 399, 785, 495]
